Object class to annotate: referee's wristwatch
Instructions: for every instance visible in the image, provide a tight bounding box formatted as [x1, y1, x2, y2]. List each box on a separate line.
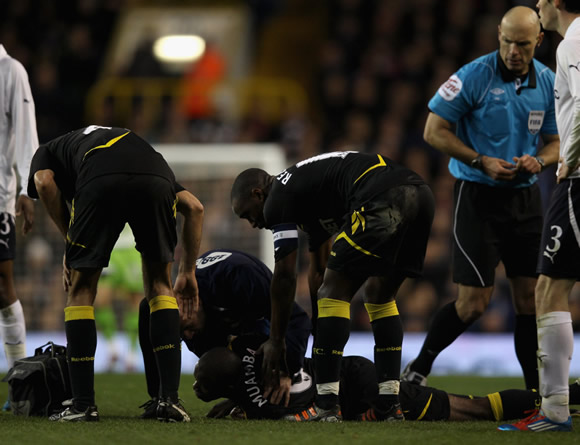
[470, 154, 484, 170]
[534, 156, 545, 171]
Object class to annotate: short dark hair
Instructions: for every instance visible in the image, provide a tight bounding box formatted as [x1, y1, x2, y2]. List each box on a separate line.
[195, 347, 242, 399]
[230, 168, 270, 202]
[562, 0, 580, 13]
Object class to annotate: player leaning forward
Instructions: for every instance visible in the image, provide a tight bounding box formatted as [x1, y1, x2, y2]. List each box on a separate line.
[28, 125, 203, 422]
[231, 151, 434, 421]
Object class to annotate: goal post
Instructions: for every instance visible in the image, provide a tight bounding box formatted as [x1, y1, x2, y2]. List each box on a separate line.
[154, 143, 287, 270]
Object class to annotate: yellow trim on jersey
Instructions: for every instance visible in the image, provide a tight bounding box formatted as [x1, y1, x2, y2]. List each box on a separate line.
[149, 295, 178, 313]
[82, 131, 130, 161]
[172, 196, 178, 218]
[487, 392, 504, 421]
[66, 234, 87, 248]
[69, 199, 75, 227]
[364, 301, 399, 322]
[335, 232, 380, 258]
[64, 306, 95, 322]
[318, 298, 350, 319]
[354, 154, 387, 184]
[416, 393, 433, 421]
[351, 207, 366, 234]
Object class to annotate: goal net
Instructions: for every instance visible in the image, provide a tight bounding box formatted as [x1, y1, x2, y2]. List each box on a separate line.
[12, 143, 286, 333]
[154, 143, 286, 270]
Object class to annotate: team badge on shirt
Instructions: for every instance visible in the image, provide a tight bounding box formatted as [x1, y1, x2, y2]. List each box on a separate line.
[528, 111, 545, 135]
[438, 74, 462, 101]
[196, 251, 233, 269]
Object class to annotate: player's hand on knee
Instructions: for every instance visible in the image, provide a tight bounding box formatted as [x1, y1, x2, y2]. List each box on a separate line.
[174, 271, 199, 318]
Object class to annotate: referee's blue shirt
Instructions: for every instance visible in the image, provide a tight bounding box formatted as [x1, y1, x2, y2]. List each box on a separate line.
[428, 51, 558, 188]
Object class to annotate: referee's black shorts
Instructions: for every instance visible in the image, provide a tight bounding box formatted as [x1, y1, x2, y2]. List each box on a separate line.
[66, 173, 178, 269]
[452, 180, 542, 287]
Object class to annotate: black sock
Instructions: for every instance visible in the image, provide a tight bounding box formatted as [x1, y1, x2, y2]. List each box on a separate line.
[65, 307, 97, 411]
[494, 389, 540, 420]
[371, 315, 403, 409]
[570, 380, 580, 405]
[514, 314, 539, 390]
[372, 315, 404, 382]
[413, 302, 470, 376]
[138, 297, 160, 399]
[149, 298, 181, 403]
[313, 316, 350, 409]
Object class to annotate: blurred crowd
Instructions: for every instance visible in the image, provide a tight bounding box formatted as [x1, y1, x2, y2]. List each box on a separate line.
[2, 0, 580, 333]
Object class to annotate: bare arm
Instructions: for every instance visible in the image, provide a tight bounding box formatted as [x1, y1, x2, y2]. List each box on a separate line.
[307, 239, 332, 332]
[558, 110, 580, 183]
[513, 133, 560, 174]
[259, 250, 298, 396]
[423, 112, 517, 181]
[34, 169, 71, 289]
[33, 169, 69, 240]
[173, 189, 204, 319]
[15, 195, 34, 235]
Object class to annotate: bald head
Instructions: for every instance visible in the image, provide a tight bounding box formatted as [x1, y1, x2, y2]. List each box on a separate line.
[501, 6, 541, 34]
[231, 168, 272, 229]
[498, 6, 543, 76]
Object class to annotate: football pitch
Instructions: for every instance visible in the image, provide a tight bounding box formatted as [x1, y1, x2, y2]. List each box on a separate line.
[0, 374, 578, 445]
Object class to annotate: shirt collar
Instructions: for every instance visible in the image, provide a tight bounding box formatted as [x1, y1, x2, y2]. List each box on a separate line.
[0, 44, 7, 60]
[497, 51, 536, 90]
[565, 17, 580, 38]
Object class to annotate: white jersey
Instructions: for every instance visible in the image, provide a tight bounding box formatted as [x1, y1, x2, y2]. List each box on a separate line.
[0, 44, 39, 215]
[554, 18, 580, 179]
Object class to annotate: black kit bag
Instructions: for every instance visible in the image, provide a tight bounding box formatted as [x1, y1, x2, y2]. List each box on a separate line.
[2, 341, 71, 416]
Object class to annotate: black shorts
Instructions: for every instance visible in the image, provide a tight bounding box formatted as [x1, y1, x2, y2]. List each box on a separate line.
[338, 356, 450, 421]
[0, 212, 15, 261]
[452, 180, 542, 287]
[537, 179, 580, 279]
[399, 382, 450, 421]
[66, 174, 178, 269]
[327, 184, 434, 278]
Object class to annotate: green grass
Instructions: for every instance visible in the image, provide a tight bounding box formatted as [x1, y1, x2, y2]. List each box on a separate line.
[1, 375, 578, 445]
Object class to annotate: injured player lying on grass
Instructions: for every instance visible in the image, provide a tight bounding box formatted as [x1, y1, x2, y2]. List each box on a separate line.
[192, 334, 580, 422]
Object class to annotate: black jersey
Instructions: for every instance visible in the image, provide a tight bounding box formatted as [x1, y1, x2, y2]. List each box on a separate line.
[230, 333, 316, 419]
[27, 125, 179, 202]
[228, 334, 452, 421]
[264, 151, 425, 251]
[183, 250, 311, 373]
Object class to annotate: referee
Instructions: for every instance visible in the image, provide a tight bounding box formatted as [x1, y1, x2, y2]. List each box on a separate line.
[402, 6, 560, 390]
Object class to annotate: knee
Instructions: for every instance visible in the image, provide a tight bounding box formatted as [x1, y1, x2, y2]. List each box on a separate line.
[139, 297, 150, 316]
[317, 282, 332, 301]
[513, 293, 536, 314]
[317, 282, 350, 303]
[455, 297, 487, 323]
